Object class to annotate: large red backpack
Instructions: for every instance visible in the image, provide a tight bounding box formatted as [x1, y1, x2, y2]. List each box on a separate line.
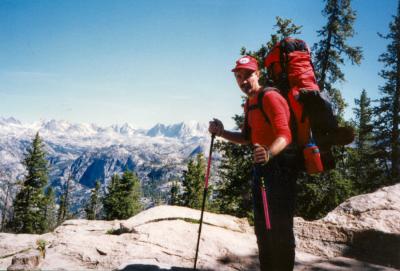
[263, 37, 354, 171]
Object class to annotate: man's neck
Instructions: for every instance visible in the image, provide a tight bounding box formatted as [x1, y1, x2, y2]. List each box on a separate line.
[247, 86, 264, 98]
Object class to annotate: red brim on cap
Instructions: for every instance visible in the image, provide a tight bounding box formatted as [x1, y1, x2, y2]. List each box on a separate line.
[231, 65, 258, 72]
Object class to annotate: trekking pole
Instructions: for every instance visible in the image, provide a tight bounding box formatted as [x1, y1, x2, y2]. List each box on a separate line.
[254, 164, 271, 230]
[194, 133, 215, 270]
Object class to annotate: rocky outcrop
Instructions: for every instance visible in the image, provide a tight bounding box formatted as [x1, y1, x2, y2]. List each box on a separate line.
[7, 250, 42, 271]
[295, 183, 400, 268]
[0, 184, 398, 270]
[0, 206, 259, 271]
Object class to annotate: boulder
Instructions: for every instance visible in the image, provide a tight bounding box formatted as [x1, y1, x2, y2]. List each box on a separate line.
[295, 183, 400, 268]
[7, 250, 42, 271]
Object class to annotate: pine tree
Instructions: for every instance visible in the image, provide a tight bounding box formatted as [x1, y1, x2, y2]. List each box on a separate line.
[347, 89, 380, 193]
[180, 153, 206, 209]
[213, 132, 253, 218]
[57, 175, 72, 225]
[103, 171, 142, 220]
[43, 187, 57, 232]
[312, 0, 363, 117]
[169, 179, 180, 206]
[374, 1, 400, 182]
[11, 132, 50, 233]
[85, 180, 101, 220]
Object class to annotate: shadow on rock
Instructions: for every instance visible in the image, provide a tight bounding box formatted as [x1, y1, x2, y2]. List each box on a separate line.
[118, 265, 212, 271]
[342, 229, 400, 269]
[217, 253, 259, 270]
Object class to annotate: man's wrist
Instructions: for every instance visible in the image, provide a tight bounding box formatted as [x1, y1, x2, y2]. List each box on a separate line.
[262, 145, 274, 161]
[267, 148, 273, 160]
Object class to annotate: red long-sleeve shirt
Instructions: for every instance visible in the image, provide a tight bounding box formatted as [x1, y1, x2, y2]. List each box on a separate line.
[243, 90, 292, 147]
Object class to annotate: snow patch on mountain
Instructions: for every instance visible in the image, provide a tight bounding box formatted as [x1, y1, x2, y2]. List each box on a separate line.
[146, 121, 208, 139]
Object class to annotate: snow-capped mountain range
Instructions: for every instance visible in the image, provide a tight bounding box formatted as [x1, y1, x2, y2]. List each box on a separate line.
[0, 117, 212, 213]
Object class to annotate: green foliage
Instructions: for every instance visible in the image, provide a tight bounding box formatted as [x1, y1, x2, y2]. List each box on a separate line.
[43, 187, 57, 232]
[23, 133, 49, 189]
[179, 153, 207, 209]
[85, 180, 101, 220]
[57, 176, 72, 225]
[346, 90, 383, 193]
[169, 179, 180, 205]
[105, 227, 132, 235]
[266, 16, 303, 50]
[241, 16, 303, 86]
[36, 239, 47, 258]
[312, 0, 363, 117]
[295, 169, 354, 219]
[10, 133, 51, 234]
[142, 177, 169, 206]
[373, 1, 400, 182]
[103, 171, 142, 220]
[212, 138, 253, 219]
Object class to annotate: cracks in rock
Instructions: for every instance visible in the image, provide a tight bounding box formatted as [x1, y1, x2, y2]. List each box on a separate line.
[132, 239, 193, 262]
[160, 249, 193, 262]
[130, 217, 245, 233]
[338, 204, 397, 216]
[0, 247, 32, 259]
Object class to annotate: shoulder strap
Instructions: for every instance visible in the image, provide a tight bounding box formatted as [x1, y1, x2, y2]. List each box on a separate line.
[257, 89, 271, 125]
[243, 99, 251, 140]
[244, 90, 271, 129]
[245, 88, 286, 129]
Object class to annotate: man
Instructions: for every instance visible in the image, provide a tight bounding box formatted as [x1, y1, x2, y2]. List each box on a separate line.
[209, 55, 299, 271]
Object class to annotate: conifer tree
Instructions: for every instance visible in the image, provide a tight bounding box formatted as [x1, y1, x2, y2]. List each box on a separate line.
[11, 132, 50, 233]
[169, 179, 180, 205]
[213, 130, 253, 218]
[347, 89, 380, 193]
[374, 1, 400, 182]
[103, 171, 142, 220]
[179, 153, 206, 209]
[85, 180, 101, 220]
[43, 187, 57, 232]
[57, 175, 72, 225]
[312, 0, 363, 117]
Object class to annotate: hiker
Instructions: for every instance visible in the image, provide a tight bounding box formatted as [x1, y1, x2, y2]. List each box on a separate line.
[209, 55, 300, 271]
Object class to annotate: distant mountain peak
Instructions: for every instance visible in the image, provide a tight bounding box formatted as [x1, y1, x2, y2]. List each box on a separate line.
[146, 121, 208, 139]
[0, 116, 22, 125]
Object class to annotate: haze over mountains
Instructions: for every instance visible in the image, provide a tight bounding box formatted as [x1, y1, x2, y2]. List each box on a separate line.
[0, 117, 211, 213]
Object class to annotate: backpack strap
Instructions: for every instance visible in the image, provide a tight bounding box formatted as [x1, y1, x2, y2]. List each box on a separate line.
[256, 90, 271, 125]
[244, 88, 274, 129]
[243, 100, 251, 141]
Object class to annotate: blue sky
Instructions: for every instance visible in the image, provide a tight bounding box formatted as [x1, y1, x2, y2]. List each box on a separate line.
[0, 0, 397, 129]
